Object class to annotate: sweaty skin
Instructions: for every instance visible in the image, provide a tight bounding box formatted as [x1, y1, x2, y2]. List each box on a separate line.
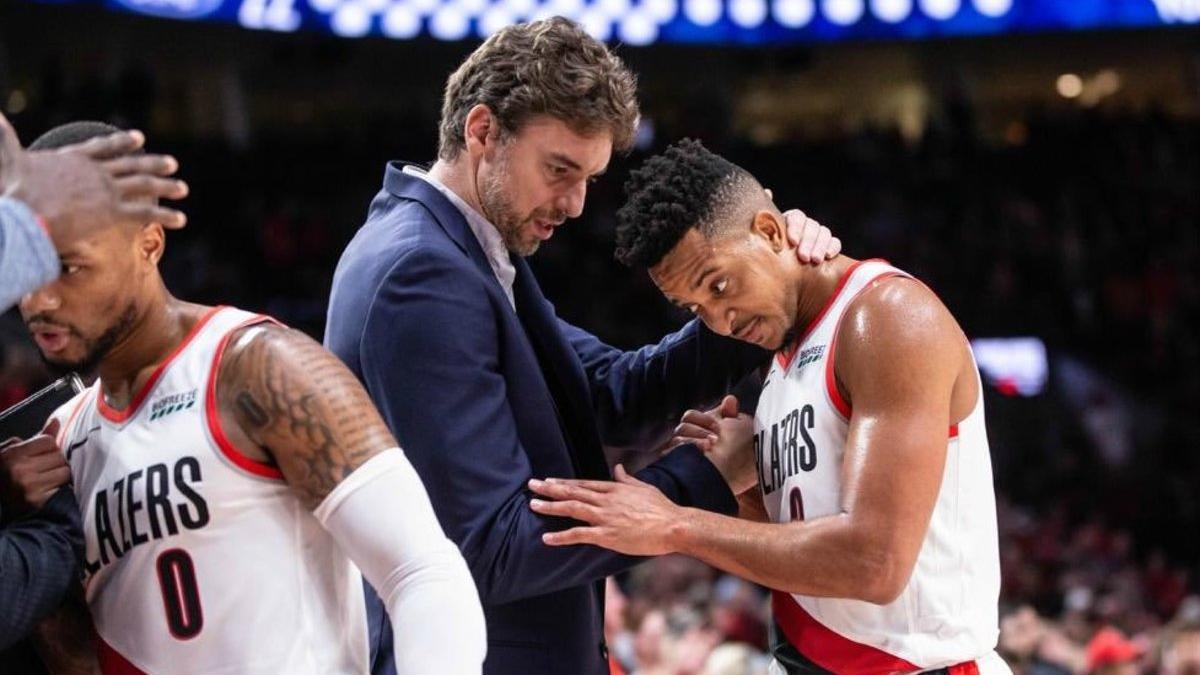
[530, 271, 979, 605]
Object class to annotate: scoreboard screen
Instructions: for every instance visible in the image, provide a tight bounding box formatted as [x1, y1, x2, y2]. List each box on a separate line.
[26, 0, 1200, 44]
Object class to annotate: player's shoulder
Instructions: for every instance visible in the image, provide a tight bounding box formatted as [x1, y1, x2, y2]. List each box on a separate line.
[839, 269, 963, 355]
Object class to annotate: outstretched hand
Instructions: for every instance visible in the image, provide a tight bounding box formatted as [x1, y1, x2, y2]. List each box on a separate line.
[529, 465, 684, 556]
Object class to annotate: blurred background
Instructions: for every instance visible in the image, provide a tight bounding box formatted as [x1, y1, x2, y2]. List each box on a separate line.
[2, 0, 1199, 672]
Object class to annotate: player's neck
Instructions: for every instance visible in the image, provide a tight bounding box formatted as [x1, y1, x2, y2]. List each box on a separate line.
[791, 255, 858, 332]
[97, 293, 202, 411]
[428, 157, 488, 221]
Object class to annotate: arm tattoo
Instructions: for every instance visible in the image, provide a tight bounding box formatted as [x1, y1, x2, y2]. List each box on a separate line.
[217, 325, 397, 509]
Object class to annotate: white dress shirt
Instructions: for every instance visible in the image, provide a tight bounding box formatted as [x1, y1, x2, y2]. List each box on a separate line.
[403, 164, 517, 310]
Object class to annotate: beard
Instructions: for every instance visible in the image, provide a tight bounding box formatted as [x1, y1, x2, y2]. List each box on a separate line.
[38, 302, 138, 376]
[476, 151, 565, 258]
[479, 168, 537, 257]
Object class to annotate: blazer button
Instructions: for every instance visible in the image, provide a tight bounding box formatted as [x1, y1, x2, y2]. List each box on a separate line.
[599, 642, 609, 660]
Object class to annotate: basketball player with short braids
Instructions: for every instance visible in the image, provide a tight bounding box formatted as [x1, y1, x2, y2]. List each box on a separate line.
[20, 122, 485, 674]
[529, 140, 1010, 675]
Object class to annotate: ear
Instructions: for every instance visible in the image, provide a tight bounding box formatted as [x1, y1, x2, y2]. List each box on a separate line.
[750, 210, 787, 253]
[136, 223, 166, 266]
[463, 104, 498, 157]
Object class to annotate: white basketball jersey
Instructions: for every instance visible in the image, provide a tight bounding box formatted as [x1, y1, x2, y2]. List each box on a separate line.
[754, 261, 1007, 675]
[50, 306, 369, 675]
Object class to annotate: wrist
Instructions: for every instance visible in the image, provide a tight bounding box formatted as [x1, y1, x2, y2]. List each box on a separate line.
[666, 507, 702, 555]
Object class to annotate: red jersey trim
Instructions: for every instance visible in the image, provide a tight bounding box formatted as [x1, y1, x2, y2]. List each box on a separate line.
[822, 272, 907, 421]
[821, 274, 964, 439]
[97, 634, 149, 675]
[776, 259, 886, 371]
[771, 590, 920, 674]
[948, 661, 982, 675]
[204, 315, 286, 481]
[97, 306, 226, 424]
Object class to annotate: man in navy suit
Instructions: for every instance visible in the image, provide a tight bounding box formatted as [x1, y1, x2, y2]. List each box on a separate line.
[324, 18, 838, 675]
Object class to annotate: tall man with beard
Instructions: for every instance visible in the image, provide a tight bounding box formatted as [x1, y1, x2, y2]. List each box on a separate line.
[324, 17, 839, 675]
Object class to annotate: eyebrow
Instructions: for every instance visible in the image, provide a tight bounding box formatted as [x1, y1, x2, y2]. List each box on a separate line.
[549, 153, 583, 172]
[692, 266, 719, 290]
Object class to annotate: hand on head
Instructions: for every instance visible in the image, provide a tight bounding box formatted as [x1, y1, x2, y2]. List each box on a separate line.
[0, 112, 189, 250]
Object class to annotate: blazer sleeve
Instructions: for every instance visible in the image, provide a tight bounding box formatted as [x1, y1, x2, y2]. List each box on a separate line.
[0, 488, 84, 650]
[557, 317, 769, 448]
[357, 249, 737, 606]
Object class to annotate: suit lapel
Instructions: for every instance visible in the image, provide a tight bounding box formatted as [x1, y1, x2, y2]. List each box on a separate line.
[512, 257, 611, 482]
[382, 161, 504, 297]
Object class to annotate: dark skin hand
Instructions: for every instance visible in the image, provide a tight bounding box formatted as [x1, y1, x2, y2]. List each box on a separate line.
[530, 277, 978, 605]
[0, 112, 189, 249]
[0, 419, 71, 517]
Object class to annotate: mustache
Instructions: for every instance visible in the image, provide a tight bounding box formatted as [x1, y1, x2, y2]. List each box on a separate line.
[24, 314, 81, 336]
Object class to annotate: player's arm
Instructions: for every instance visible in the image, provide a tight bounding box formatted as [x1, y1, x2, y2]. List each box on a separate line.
[215, 324, 486, 674]
[531, 280, 964, 604]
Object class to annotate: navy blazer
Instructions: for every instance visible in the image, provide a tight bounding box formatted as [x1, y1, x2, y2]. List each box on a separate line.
[324, 163, 767, 675]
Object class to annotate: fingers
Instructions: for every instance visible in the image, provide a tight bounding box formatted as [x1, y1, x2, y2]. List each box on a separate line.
[679, 408, 720, 434]
[672, 422, 717, 445]
[528, 478, 608, 504]
[529, 497, 600, 523]
[113, 174, 189, 202]
[0, 112, 20, 162]
[783, 209, 807, 247]
[42, 418, 61, 437]
[613, 464, 645, 486]
[103, 153, 179, 178]
[826, 233, 843, 260]
[116, 201, 188, 230]
[69, 129, 146, 161]
[763, 188, 774, 201]
[669, 436, 713, 453]
[717, 394, 739, 419]
[542, 526, 604, 547]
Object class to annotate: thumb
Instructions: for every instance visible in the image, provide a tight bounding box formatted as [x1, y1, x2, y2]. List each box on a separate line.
[0, 113, 22, 177]
[41, 418, 61, 438]
[718, 395, 739, 419]
[614, 464, 641, 485]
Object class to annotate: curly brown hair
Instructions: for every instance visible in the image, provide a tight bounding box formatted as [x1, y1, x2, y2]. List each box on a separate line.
[437, 17, 640, 160]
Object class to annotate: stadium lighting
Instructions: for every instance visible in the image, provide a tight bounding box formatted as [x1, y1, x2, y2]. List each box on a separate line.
[598, 0, 632, 19]
[618, 10, 658, 43]
[429, 4, 470, 37]
[330, 3, 373, 35]
[384, 3, 422, 36]
[684, 0, 722, 26]
[823, 0, 865, 26]
[971, 0, 1011, 17]
[870, 0, 912, 23]
[643, 0, 678, 23]
[1056, 73, 1083, 98]
[477, 5, 513, 35]
[549, 0, 585, 18]
[579, 9, 614, 38]
[919, 0, 959, 20]
[773, 0, 815, 27]
[731, 0, 768, 27]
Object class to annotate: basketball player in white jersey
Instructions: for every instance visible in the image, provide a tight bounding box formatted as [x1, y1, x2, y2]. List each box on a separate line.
[527, 139, 1009, 675]
[17, 122, 486, 674]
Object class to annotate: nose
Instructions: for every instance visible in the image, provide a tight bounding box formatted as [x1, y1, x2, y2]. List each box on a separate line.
[698, 306, 734, 337]
[21, 284, 62, 315]
[557, 178, 587, 219]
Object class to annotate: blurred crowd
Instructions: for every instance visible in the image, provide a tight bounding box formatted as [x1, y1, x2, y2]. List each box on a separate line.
[2, 38, 1198, 675]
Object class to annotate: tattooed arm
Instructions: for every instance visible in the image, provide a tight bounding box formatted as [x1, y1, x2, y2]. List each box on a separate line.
[215, 324, 486, 674]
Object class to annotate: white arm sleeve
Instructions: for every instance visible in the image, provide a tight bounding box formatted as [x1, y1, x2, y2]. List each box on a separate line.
[314, 448, 486, 675]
